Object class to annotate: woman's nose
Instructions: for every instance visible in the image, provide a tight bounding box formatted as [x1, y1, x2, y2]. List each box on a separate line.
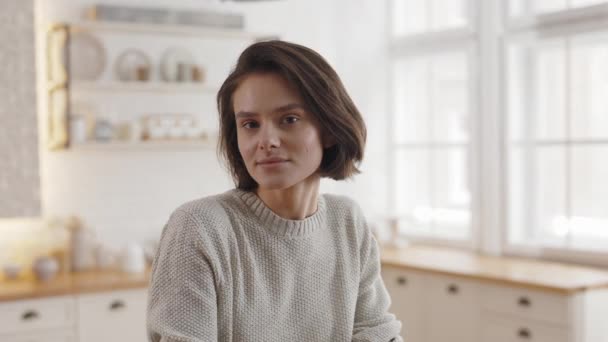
[258, 124, 280, 150]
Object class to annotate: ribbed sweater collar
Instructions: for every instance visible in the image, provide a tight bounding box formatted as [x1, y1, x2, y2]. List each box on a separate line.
[234, 189, 326, 238]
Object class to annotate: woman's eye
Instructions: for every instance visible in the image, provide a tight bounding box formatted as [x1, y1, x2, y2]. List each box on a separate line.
[283, 116, 300, 124]
[242, 121, 258, 129]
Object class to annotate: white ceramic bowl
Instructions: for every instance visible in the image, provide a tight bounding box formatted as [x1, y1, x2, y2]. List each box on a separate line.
[33, 257, 59, 282]
[3, 263, 22, 280]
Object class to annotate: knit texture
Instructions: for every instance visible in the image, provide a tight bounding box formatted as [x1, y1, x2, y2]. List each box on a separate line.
[147, 189, 403, 342]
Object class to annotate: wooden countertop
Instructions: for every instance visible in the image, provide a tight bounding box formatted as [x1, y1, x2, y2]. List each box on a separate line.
[380, 244, 608, 294]
[0, 267, 151, 303]
[3, 245, 608, 302]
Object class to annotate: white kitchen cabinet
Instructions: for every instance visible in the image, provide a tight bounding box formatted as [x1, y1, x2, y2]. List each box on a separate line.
[0, 295, 76, 341]
[382, 267, 427, 342]
[77, 288, 148, 342]
[381, 264, 608, 342]
[481, 313, 570, 342]
[382, 268, 480, 342]
[0, 287, 149, 342]
[425, 274, 480, 342]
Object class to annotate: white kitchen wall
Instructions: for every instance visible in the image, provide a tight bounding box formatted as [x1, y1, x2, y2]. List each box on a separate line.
[35, 0, 389, 246]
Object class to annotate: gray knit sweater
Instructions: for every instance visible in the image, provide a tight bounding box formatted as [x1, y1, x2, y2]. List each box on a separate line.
[147, 189, 403, 342]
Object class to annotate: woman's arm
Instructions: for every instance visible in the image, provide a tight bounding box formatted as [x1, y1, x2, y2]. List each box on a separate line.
[147, 209, 219, 342]
[351, 209, 403, 342]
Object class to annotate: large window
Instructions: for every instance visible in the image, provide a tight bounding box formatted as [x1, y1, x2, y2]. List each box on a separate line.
[390, 0, 608, 260]
[505, 2, 608, 253]
[389, 0, 475, 244]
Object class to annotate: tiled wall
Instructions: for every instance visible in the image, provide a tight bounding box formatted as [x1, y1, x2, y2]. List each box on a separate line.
[0, 0, 40, 217]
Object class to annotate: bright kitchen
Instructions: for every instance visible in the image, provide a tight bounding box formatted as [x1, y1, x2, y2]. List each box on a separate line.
[1, 0, 608, 341]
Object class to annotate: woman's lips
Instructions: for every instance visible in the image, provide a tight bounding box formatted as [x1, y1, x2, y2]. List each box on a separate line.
[257, 159, 289, 168]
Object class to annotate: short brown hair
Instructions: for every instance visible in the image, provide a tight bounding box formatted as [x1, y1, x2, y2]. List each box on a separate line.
[216, 40, 366, 191]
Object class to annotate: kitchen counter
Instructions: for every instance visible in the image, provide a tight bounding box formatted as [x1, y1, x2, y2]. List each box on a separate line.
[380, 244, 608, 294]
[3, 244, 608, 302]
[0, 267, 151, 302]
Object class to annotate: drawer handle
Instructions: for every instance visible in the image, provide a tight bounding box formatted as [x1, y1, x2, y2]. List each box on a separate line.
[21, 310, 39, 321]
[518, 296, 532, 308]
[397, 276, 407, 286]
[109, 300, 126, 311]
[517, 327, 532, 339]
[447, 284, 459, 295]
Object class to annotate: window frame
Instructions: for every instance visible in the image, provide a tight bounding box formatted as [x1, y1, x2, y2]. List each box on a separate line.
[387, 0, 481, 250]
[388, 0, 608, 267]
[501, 1, 608, 267]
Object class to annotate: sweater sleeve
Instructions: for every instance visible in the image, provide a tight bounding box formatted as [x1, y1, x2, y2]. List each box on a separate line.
[351, 209, 403, 342]
[147, 209, 219, 342]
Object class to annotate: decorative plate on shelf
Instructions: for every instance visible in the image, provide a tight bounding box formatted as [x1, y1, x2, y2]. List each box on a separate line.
[160, 47, 196, 82]
[114, 48, 152, 81]
[69, 31, 106, 81]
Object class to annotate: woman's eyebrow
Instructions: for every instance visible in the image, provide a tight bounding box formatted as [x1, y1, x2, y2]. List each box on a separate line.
[235, 111, 257, 119]
[273, 103, 306, 113]
[235, 103, 306, 119]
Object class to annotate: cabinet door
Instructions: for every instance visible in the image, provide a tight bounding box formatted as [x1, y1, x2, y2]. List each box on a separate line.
[78, 288, 147, 342]
[381, 265, 426, 342]
[425, 274, 479, 342]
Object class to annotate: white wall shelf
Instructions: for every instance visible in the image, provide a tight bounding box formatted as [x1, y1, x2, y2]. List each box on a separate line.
[70, 81, 218, 94]
[45, 19, 270, 150]
[69, 139, 217, 151]
[67, 20, 276, 41]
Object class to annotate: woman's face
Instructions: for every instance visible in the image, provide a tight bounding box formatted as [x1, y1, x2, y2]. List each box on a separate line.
[233, 72, 326, 191]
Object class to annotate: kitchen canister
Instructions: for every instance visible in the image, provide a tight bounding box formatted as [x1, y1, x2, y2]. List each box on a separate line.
[94, 242, 118, 270]
[120, 242, 146, 274]
[66, 216, 97, 272]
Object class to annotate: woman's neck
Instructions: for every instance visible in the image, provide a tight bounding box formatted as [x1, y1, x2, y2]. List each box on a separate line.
[255, 175, 321, 220]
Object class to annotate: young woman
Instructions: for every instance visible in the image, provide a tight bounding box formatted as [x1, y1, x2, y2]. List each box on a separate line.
[147, 40, 402, 342]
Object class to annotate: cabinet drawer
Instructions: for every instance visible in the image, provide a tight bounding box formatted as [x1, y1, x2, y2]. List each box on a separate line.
[78, 288, 147, 342]
[481, 284, 571, 325]
[482, 313, 570, 342]
[0, 296, 76, 335]
[0, 329, 76, 342]
[381, 266, 426, 297]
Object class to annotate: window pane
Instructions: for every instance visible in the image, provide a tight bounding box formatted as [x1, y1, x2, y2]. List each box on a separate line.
[508, 40, 567, 141]
[431, 52, 470, 143]
[430, 0, 468, 31]
[391, 0, 468, 36]
[507, 44, 530, 142]
[507, 147, 528, 243]
[570, 0, 608, 6]
[570, 33, 608, 140]
[534, 147, 567, 244]
[510, 0, 608, 15]
[394, 52, 469, 144]
[570, 146, 608, 247]
[391, 0, 427, 36]
[394, 149, 431, 235]
[535, 0, 567, 13]
[432, 147, 471, 238]
[393, 58, 430, 143]
[508, 146, 567, 246]
[536, 41, 567, 140]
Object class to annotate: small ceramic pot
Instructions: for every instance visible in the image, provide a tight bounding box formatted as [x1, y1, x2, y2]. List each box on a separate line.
[3, 263, 22, 280]
[33, 257, 59, 282]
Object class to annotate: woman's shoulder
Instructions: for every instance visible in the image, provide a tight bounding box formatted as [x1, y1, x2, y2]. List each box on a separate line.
[322, 192, 362, 214]
[171, 189, 243, 227]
